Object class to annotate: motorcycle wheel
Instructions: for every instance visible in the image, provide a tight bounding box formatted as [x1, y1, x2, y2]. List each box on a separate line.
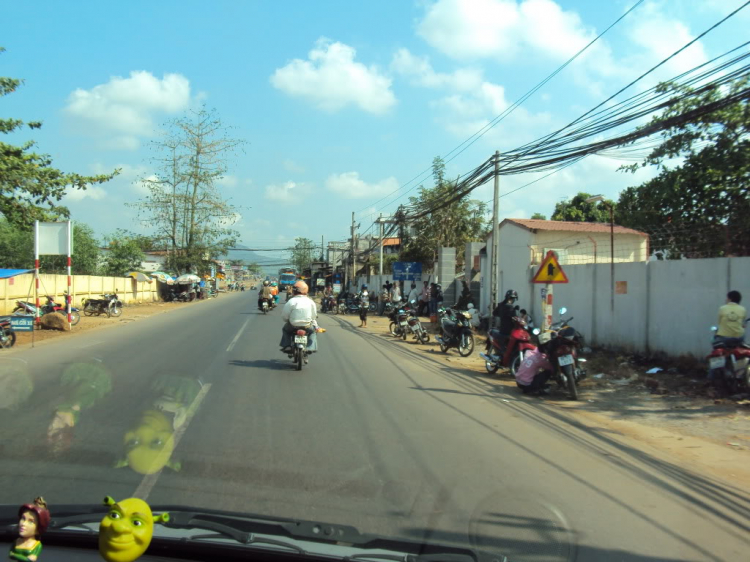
[1, 331, 16, 349]
[70, 311, 81, 326]
[485, 359, 499, 374]
[109, 303, 122, 317]
[562, 364, 579, 400]
[510, 351, 527, 378]
[419, 331, 430, 344]
[458, 334, 475, 357]
[389, 322, 398, 336]
[83, 303, 95, 317]
[296, 348, 303, 371]
[402, 328, 407, 341]
[439, 340, 448, 353]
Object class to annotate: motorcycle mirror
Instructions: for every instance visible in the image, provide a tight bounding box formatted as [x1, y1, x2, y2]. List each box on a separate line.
[532, 328, 541, 335]
[559, 307, 567, 315]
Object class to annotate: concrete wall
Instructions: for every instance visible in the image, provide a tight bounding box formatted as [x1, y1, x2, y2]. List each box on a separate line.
[1, 274, 160, 315]
[437, 247, 457, 304]
[525, 256, 750, 358]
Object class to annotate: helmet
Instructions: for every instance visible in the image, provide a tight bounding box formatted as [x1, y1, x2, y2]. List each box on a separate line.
[362, 284, 368, 289]
[263, 280, 269, 286]
[292, 280, 309, 295]
[271, 282, 277, 287]
[505, 289, 518, 301]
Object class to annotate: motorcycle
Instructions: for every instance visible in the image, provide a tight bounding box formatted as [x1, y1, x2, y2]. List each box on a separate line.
[322, 295, 337, 314]
[388, 305, 410, 340]
[481, 316, 536, 376]
[706, 320, 750, 395]
[42, 294, 81, 326]
[436, 307, 475, 356]
[288, 325, 315, 371]
[12, 300, 37, 315]
[261, 299, 269, 314]
[0, 316, 16, 349]
[405, 301, 430, 344]
[83, 293, 123, 317]
[536, 307, 587, 400]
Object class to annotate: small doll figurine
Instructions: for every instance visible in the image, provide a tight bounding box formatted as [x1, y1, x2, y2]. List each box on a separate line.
[9, 497, 50, 562]
[99, 496, 169, 562]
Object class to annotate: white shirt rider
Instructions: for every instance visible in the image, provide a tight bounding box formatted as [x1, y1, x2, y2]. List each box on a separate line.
[282, 294, 318, 327]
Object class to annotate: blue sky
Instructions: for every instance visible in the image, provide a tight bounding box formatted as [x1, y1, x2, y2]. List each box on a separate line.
[3, 0, 747, 266]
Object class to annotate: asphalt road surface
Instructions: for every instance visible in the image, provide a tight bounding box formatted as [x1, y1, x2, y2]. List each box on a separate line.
[1, 292, 748, 561]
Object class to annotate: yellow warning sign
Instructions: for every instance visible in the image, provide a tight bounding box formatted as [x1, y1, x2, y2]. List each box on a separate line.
[532, 251, 569, 284]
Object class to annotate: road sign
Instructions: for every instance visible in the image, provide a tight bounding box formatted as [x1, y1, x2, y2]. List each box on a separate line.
[10, 315, 35, 332]
[392, 262, 422, 281]
[532, 251, 569, 284]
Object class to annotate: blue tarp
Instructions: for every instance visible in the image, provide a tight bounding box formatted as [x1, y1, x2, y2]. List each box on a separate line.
[0, 269, 34, 279]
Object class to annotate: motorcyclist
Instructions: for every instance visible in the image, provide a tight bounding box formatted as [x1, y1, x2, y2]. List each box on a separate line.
[270, 282, 279, 307]
[715, 290, 746, 346]
[280, 281, 318, 353]
[258, 280, 273, 310]
[358, 284, 370, 328]
[493, 289, 519, 346]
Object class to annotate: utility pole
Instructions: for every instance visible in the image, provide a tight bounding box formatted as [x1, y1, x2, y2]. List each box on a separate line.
[350, 212, 356, 292]
[491, 150, 500, 315]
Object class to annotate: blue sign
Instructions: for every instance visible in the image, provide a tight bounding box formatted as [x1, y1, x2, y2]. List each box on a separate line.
[392, 262, 422, 281]
[10, 315, 35, 332]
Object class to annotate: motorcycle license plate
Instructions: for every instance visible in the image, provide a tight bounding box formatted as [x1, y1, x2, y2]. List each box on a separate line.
[709, 356, 725, 369]
[400, 321, 408, 326]
[294, 336, 307, 344]
[558, 354, 574, 367]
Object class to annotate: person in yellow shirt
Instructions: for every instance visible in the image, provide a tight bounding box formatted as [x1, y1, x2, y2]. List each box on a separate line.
[716, 290, 747, 345]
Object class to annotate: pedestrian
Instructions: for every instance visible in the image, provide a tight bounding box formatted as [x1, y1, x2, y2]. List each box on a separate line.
[391, 281, 401, 306]
[429, 283, 439, 317]
[385, 279, 393, 294]
[407, 283, 419, 307]
[358, 284, 370, 327]
[418, 281, 430, 316]
[379, 284, 390, 315]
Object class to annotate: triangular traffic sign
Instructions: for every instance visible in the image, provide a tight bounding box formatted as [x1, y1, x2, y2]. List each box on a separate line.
[532, 250, 569, 284]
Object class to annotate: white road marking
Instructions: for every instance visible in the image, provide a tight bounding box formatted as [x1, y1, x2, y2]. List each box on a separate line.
[226, 318, 250, 352]
[132, 382, 212, 501]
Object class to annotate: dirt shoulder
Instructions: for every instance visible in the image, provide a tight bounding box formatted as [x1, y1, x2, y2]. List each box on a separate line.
[331, 309, 750, 486]
[7, 291, 248, 351]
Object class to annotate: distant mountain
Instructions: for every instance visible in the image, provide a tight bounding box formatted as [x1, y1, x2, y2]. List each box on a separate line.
[220, 244, 291, 274]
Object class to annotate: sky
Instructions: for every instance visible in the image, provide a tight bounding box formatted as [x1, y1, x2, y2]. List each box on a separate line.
[3, 0, 748, 267]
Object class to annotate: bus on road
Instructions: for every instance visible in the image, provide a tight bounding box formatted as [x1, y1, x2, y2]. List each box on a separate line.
[278, 269, 297, 290]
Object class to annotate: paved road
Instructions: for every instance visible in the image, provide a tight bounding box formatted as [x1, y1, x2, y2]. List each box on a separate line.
[1, 293, 748, 561]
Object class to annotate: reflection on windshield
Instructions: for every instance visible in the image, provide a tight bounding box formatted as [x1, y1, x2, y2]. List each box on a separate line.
[116, 374, 205, 475]
[0, 359, 33, 411]
[47, 359, 112, 456]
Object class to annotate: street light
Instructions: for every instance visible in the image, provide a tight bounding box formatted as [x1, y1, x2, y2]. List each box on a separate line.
[586, 195, 615, 312]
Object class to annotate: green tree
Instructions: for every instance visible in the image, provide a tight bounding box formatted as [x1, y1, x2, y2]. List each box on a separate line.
[289, 237, 315, 273]
[0, 48, 117, 228]
[130, 106, 244, 274]
[550, 192, 614, 222]
[400, 157, 487, 269]
[618, 78, 750, 257]
[530, 212, 547, 220]
[0, 218, 99, 274]
[101, 230, 146, 276]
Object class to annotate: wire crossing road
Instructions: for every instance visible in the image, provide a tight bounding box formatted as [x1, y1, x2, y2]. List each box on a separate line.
[0, 293, 747, 561]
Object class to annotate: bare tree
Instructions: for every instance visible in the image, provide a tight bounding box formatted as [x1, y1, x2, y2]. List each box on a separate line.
[130, 106, 246, 274]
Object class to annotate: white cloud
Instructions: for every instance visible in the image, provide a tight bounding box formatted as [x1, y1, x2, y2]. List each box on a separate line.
[270, 38, 396, 114]
[417, 0, 593, 62]
[64, 71, 191, 149]
[391, 49, 482, 91]
[134, 174, 160, 196]
[65, 185, 107, 201]
[216, 175, 239, 188]
[325, 172, 398, 199]
[283, 159, 305, 173]
[265, 181, 305, 204]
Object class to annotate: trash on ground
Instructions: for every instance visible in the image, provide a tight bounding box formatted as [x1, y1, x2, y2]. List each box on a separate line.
[646, 367, 663, 374]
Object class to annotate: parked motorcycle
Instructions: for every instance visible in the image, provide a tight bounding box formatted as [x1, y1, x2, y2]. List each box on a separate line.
[13, 300, 37, 315]
[481, 316, 536, 376]
[436, 307, 475, 356]
[536, 307, 587, 400]
[43, 295, 81, 326]
[405, 301, 430, 344]
[0, 316, 16, 349]
[706, 320, 750, 395]
[388, 305, 410, 340]
[83, 293, 123, 317]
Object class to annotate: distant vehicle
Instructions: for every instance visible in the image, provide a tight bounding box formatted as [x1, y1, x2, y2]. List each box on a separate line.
[278, 268, 297, 290]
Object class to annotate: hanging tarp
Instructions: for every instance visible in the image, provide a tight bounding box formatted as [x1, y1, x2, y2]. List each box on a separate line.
[0, 269, 34, 279]
[175, 274, 201, 285]
[150, 272, 175, 284]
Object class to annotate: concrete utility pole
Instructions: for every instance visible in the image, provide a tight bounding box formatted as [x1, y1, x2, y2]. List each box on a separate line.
[350, 212, 356, 292]
[491, 150, 500, 314]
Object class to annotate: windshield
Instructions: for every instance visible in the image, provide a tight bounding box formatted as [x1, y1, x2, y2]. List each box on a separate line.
[2, 2, 750, 562]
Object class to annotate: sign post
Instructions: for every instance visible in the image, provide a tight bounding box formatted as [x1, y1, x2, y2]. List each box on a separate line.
[532, 251, 569, 334]
[35, 221, 74, 328]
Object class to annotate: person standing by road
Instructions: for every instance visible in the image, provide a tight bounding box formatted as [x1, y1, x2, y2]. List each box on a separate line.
[407, 283, 419, 307]
[418, 281, 430, 316]
[391, 282, 401, 306]
[379, 284, 390, 316]
[358, 284, 370, 328]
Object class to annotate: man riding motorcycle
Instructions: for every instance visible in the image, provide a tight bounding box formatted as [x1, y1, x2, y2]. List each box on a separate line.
[280, 281, 318, 353]
[258, 280, 274, 310]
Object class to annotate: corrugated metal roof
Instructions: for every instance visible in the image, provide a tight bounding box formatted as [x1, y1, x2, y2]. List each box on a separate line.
[501, 218, 648, 237]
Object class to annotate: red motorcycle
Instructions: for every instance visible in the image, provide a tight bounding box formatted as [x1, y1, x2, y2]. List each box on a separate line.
[707, 321, 750, 396]
[480, 317, 536, 376]
[43, 294, 81, 326]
